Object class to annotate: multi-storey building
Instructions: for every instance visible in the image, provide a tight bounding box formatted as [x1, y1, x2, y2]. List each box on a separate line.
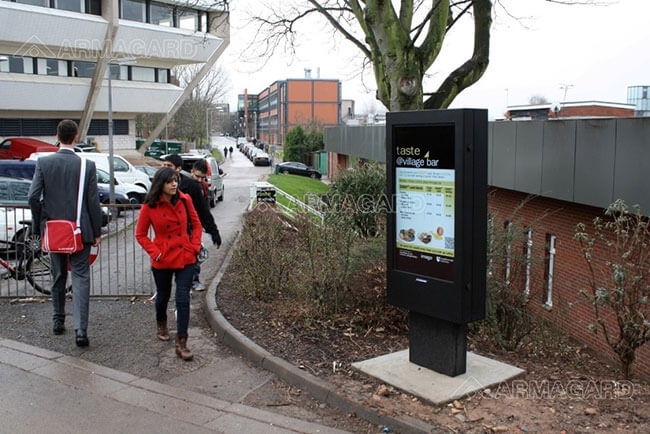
[627, 85, 650, 117]
[0, 0, 228, 150]
[242, 77, 341, 146]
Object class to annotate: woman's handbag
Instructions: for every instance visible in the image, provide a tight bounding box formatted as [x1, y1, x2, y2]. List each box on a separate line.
[42, 158, 86, 254]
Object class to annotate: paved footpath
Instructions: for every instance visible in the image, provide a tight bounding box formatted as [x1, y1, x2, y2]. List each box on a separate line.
[0, 338, 348, 434]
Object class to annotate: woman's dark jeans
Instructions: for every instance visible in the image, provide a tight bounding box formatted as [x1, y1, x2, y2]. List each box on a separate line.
[151, 264, 194, 337]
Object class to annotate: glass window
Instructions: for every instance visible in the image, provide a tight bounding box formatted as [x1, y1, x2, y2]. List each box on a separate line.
[157, 68, 169, 83]
[10, 181, 30, 202]
[544, 234, 556, 308]
[113, 157, 129, 172]
[0, 55, 33, 74]
[88, 0, 101, 15]
[104, 64, 121, 80]
[15, 0, 49, 6]
[96, 169, 111, 184]
[151, 2, 173, 26]
[178, 8, 198, 31]
[72, 61, 95, 78]
[201, 12, 208, 32]
[37, 58, 65, 76]
[131, 66, 155, 82]
[121, 0, 145, 22]
[55, 0, 83, 13]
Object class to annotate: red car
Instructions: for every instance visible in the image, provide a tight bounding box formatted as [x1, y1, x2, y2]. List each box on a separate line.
[0, 137, 58, 160]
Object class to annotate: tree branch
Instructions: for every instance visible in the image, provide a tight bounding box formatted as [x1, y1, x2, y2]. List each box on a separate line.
[416, 0, 449, 68]
[307, 0, 371, 57]
[424, 0, 492, 109]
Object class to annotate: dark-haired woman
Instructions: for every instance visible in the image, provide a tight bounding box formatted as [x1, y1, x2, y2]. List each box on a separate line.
[135, 167, 201, 361]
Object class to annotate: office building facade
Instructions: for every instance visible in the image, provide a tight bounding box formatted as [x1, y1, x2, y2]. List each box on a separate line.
[0, 0, 228, 149]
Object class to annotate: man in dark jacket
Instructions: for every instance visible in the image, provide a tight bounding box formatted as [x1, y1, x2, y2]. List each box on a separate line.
[162, 154, 221, 291]
[28, 120, 102, 347]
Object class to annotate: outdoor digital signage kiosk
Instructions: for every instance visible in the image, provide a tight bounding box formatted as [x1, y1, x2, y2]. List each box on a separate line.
[386, 109, 487, 376]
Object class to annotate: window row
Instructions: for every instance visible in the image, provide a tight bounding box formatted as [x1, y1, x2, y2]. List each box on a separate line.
[0, 118, 129, 136]
[5, 0, 211, 32]
[0, 54, 170, 83]
[7, 0, 101, 15]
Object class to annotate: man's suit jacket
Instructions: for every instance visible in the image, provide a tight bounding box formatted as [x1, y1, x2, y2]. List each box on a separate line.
[28, 148, 102, 244]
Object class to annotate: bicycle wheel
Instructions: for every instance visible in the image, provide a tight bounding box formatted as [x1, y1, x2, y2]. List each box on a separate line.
[25, 253, 72, 295]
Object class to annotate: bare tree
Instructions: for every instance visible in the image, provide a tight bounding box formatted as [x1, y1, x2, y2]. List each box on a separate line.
[528, 94, 550, 105]
[171, 64, 230, 146]
[246, 0, 607, 111]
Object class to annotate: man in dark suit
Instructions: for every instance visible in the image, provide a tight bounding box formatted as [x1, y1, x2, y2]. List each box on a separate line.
[28, 120, 102, 347]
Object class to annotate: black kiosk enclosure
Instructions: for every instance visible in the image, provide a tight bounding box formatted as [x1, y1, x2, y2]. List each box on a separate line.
[386, 109, 487, 376]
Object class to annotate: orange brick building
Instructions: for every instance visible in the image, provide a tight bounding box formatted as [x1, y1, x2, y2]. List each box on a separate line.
[255, 78, 341, 145]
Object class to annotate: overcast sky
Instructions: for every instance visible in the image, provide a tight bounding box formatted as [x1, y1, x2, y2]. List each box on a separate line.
[220, 0, 649, 119]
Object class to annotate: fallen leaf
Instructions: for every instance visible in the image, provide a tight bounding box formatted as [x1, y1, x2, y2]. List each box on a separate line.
[584, 408, 597, 415]
[453, 400, 462, 408]
[451, 408, 462, 415]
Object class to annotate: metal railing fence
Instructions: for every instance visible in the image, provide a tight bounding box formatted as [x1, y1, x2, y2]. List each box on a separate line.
[0, 204, 154, 299]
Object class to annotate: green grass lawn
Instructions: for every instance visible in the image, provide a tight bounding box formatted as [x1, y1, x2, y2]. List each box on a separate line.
[268, 174, 329, 199]
[268, 174, 328, 214]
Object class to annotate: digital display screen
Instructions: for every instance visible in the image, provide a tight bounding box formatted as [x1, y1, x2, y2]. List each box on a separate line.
[393, 125, 455, 281]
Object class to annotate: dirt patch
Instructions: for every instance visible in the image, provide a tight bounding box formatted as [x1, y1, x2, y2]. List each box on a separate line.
[217, 265, 650, 433]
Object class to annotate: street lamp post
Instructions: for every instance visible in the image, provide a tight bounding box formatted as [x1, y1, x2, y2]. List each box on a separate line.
[107, 57, 136, 204]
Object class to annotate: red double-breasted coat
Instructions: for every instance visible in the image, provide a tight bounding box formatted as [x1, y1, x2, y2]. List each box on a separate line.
[136, 192, 202, 270]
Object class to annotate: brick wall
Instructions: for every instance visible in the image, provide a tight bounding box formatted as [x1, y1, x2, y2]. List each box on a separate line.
[551, 106, 634, 118]
[489, 187, 650, 379]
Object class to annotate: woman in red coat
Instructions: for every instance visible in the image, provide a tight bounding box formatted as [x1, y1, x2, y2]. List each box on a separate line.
[136, 167, 201, 361]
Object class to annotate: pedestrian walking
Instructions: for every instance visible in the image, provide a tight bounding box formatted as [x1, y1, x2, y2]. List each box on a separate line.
[28, 120, 102, 347]
[162, 154, 221, 292]
[135, 168, 201, 361]
[223, 146, 228, 159]
[229, 146, 233, 157]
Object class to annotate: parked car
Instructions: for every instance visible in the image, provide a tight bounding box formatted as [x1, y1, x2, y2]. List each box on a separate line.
[237, 137, 248, 146]
[252, 150, 271, 166]
[276, 162, 322, 179]
[135, 165, 158, 181]
[0, 137, 58, 160]
[74, 145, 99, 153]
[0, 176, 32, 243]
[95, 168, 146, 203]
[161, 153, 224, 207]
[29, 152, 152, 191]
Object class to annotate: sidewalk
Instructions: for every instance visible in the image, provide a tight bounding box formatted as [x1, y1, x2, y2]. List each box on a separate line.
[0, 338, 348, 434]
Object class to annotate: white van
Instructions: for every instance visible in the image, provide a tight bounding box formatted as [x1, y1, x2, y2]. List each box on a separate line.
[29, 152, 151, 191]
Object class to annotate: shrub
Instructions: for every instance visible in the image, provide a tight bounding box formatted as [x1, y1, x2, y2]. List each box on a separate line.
[293, 212, 357, 316]
[472, 199, 548, 350]
[575, 199, 650, 379]
[231, 207, 296, 300]
[325, 162, 387, 238]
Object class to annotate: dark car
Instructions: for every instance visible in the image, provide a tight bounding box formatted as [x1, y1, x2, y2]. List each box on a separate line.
[277, 162, 322, 179]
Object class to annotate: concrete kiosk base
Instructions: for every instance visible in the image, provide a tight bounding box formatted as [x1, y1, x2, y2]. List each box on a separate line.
[352, 349, 524, 404]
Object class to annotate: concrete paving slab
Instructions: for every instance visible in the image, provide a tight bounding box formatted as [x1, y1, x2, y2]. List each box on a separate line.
[0, 346, 51, 371]
[352, 349, 525, 404]
[56, 355, 140, 383]
[108, 385, 224, 426]
[205, 413, 298, 434]
[0, 338, 63, 360]
[225, 403, 350, 434]
[31, 362, 130, 396]
[130, 377, 232, 411]
[167, 356, 273, 402]
[0, 363, 216, 434]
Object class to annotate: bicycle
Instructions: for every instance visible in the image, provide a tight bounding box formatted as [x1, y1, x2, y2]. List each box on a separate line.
[0, 221, 71, 295]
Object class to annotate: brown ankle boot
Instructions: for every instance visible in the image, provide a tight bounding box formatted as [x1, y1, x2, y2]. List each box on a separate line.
[156, 321, 170, 341]
[175, 335, 193, 361]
